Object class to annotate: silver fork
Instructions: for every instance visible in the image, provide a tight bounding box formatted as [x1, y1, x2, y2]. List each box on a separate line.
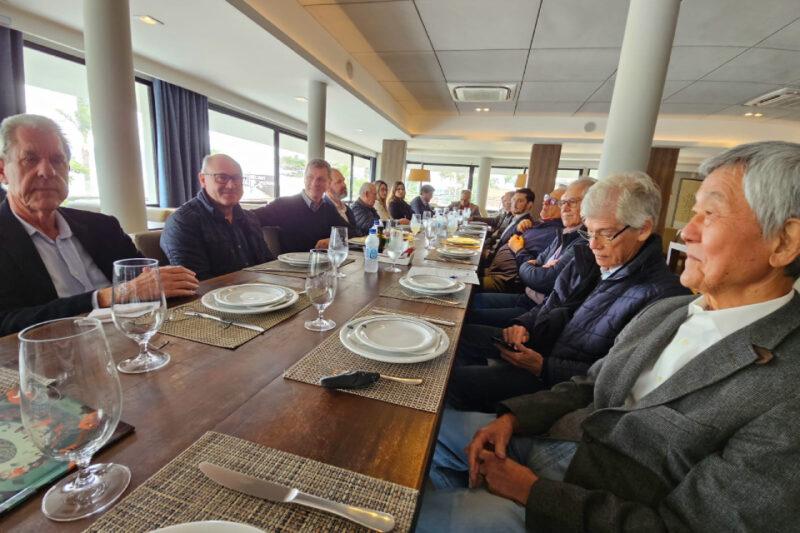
[401, 289, 460, 305]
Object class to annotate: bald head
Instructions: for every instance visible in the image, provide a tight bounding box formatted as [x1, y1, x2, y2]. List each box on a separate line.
[198, 153, 244, 210]
[201, 153, 242, 175]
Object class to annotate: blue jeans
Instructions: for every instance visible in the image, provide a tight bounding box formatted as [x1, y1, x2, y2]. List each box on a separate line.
[418, 409, 578, 533]
[466, 292, 536, 328]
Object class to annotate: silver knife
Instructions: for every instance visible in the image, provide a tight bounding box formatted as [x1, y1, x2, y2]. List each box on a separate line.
[199, 462, 395, 532]
[184, 311, 265, 333]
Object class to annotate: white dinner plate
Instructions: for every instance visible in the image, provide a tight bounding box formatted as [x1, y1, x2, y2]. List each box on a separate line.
[399, 276, 465, 295]
[201, 287, 298, 314]
[277, 252, 329, 266]
[437, 247, 477, 258]
[466, 221, 487, 227]
[214, 284, 287, 307]
[403, 274, 457, 290]
[150, 521, 263, 533]
[340, 316, 449, 364]
[353, 316, 438, 353]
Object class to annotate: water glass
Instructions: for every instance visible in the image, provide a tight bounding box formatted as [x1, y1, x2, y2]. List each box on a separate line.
[424, 218, 437, 249]
[384, 228, 406, 273]
[18, 317, 130, 521]
[111, 258, 169, 374]
[305, 249, 337, 331]
[422, 211, 432, 223]
[410, 214, 422, 236]
[328, 226, 349, 278]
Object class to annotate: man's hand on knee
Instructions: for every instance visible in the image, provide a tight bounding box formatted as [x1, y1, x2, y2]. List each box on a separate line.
[467, 414, 518, 488]
[477, 449, 538, 506]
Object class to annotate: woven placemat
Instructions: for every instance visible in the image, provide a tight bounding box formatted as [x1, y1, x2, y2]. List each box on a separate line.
[160, 297, 311, 349]
[0, 366, 18, 395]
[424, 249, 480, 268]
[283, 304, 458, 413]
[84, 431, 418, 533]
[380, 281, 470, 309]
[245, 258, 355, 278]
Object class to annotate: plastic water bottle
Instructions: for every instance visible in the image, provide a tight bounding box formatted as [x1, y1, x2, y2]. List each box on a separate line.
[364, 228, 379, 273]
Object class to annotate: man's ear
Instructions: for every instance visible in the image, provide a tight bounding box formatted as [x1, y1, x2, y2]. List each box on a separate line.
[770, 218, 800, 270]
[197, 172, 206, 189]
[638, 219, 654, 241]
[0, 158, 7, 185]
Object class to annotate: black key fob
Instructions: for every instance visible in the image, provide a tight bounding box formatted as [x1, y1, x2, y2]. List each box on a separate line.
[320, 371, 381, 389]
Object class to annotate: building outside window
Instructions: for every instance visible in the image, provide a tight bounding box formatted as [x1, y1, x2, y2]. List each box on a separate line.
[22, 46, 158, 205]
[278, 133, 308, 197]
[208, 109, 276, 203]
[403, 162, 471, 207]
[555, 168, 583, 189]
[487, 166, 526, 211]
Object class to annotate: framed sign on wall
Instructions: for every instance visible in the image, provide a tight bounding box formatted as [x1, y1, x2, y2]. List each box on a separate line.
[672, 177, 703, 227]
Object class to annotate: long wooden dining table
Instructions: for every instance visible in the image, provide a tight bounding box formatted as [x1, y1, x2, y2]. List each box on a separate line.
[0, 242, 481, 531]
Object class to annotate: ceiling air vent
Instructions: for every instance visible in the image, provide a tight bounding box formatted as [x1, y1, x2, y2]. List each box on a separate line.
[448, 83, 516, 102]
[744, 88, 800, 110]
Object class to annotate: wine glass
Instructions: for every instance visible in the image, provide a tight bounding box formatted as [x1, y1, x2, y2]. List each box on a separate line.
[328, 226, 349, 278]
[111, 258, 169, 374]
[18, 317, 130, 521]
[384, 228, 406, 273]
[424, 218, 437, 249]
[410, 214, 422, 237]
[304, 249, 337, 331]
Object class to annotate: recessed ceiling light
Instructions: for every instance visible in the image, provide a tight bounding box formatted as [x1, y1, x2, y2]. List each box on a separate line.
[135, 15, 164, 26]
[754, 112, 763, 117]
[356, 129, 364, 133]
[482, 107, 490, 112]
[744, 112, 753, 116]
[474, 107, 482, 112]
[295, 96, 308, 103]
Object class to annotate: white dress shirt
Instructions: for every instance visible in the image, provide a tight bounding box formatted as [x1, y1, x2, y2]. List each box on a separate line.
[13, 210, 110, 301]
[627, 290, 795, 406]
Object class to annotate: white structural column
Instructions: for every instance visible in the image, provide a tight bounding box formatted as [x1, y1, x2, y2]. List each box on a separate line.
[307, 80, 327, 161]
[474, 157, 491, 212]
[598, 0, 681, 178]
[83, 0, 147, 233]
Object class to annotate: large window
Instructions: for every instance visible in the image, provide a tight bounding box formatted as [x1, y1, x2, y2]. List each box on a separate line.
[488, 166, 527, 211]
[278, 133, 308, 197]
[404, 162, 472, 207]
[22, 46, 158, 205]
[209, 109, 276, 203]
[352, 155, 372, 201]
[555, 168, 583, 189]
[325, 146, 352, 198]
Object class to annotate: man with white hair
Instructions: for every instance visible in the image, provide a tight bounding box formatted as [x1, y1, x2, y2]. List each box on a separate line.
[418, 141, 800, 532]
[350, 182, 381, 235]
[161, 153, 272, 280]
[449, 172, 688, 412]
[0, 113, 198, 336]
[253, 159, 342, 252]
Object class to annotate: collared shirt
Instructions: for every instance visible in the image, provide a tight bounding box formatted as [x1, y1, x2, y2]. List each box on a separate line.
[626, 290, 795, 406]
[600, 265, 623, 280]
[498, 213, 527, 243]
[324, 193, 349, 223]
[12, 210, 110, 299]
[301, 190, 324, 212]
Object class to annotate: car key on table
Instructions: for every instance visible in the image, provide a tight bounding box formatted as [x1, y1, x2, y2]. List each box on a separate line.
[320, 371, 423, 389]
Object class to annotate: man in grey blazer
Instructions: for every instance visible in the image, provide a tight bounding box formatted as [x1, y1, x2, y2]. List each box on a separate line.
[417, 141, 800, 532]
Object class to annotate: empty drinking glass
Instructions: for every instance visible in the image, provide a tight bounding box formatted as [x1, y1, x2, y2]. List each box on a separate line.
[384, 228, 406, 273]
[18, 317, 129, 521]
[111, 258, 169, 374]
[410, 213, 422, 237]
[305, 249, 337, 331]
[424, 218, 437, 249]
[328, 226, 349, 278]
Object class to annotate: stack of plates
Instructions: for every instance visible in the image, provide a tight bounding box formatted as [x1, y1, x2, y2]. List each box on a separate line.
[201, 284, 299, 314]
[277, 252, 329, 267]
[436, 246, 477, 259]
[445, 236, 480, 247]
[340, 315, 450, 363]
[399, 274, 465, 295]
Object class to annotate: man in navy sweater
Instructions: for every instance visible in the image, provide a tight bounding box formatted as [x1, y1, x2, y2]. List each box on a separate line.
[253, 159, 342, 253]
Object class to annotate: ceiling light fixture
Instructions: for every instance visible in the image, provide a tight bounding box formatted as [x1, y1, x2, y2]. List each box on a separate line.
[135, 15, 164, 26]
[295, 96, 308, 103]
[754, 112, 764, 117]
[483, 107, 490, 112]
[356, 129, 364, 133]
[744, 112, 754, 116]
[474, 107, 482, 112]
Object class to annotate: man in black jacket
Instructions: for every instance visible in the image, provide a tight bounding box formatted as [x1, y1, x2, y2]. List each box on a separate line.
[0, 114, 198, 336]
[324, 168, 362, 236]
[160, 154, 272, 280]
[253, 159, 341, 253]
[350, 182, 380, 235]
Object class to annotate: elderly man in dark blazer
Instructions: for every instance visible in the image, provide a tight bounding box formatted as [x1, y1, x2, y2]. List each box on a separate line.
[0, 114, 198, 336]
[417, 141, 800, 532]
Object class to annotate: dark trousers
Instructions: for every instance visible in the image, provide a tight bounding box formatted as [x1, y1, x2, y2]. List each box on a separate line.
[466, 292, 536, 327]
[447, 324, 546, 413]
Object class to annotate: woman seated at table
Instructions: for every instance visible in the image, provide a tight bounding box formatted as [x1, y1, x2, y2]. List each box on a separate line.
[375, 180, 391, 221]
[388, 181, 413, 222]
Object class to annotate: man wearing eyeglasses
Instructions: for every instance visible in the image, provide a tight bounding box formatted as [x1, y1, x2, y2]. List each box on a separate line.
[161, 153, 272, 280]
[448, 172, 688, 413]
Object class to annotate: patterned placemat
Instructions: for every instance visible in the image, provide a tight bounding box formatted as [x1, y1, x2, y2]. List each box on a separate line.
[160, 296, 311, 349]
[245, 258, 356, 278]
[0, 366, 18, 395]
[424, 249, 480, 268]
[283, 304, 459, 413]
[84, 431, 418, 533]
[380, 281, 471, 309]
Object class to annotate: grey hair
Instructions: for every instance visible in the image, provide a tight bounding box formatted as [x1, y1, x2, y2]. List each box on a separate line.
[201, 153, 241, 174]
[699, 141, 800, 278]
[581, 171, 661, 229]
[359, 181, 376, 196]
[305, 158, 331, 179]
[568, 177, 598, 193]
[0, 113, 71, 160]
[420, 184, 435, 194]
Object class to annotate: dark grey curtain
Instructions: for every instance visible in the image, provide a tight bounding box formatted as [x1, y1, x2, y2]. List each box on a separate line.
[153, 79, 210, 207]
[0, 27, 26, 122]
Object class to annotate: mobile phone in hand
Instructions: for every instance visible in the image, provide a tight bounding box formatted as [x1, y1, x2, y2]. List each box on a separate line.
[491, 336, 521, 352]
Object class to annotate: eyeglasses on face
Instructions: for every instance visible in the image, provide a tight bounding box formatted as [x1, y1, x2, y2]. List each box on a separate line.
[204, 173, 244, 185]
[542, 194, 560, 206]
[577, 225, 631, 244]
[558, 197, 582, 208]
